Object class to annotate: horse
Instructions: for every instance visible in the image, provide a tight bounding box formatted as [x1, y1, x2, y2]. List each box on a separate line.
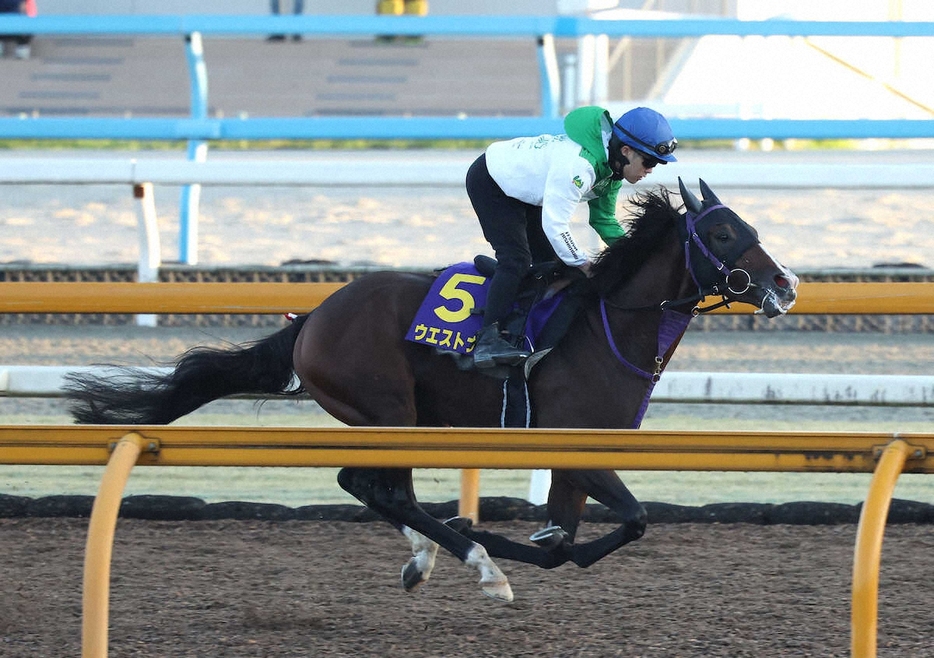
[64, 178, 798, 602]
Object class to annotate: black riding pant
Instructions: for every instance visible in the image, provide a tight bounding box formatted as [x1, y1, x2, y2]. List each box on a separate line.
[466, 154, 558, 328]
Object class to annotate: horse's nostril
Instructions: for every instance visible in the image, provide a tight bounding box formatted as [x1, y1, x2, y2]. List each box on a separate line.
[775, 274, 790, 289]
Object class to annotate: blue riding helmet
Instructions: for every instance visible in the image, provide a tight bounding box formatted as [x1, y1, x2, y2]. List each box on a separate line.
[612, 107, 678, 164]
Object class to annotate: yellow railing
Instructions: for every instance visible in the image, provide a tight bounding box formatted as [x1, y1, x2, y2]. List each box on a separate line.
[82, 433, 150, 658]
[1, 280, 934, 314]
[2, 425, 931, 470]
[851, 438, 917, 658]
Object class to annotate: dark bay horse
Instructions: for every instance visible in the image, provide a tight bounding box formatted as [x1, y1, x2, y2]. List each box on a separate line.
[65, 179, 798, 602]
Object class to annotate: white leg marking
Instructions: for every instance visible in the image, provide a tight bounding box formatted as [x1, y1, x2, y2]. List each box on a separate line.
[401, 526, 439, 590]
[465, 543, 514, 602]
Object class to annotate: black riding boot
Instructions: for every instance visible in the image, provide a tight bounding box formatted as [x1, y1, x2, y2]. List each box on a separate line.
[472, 322, 531, 368]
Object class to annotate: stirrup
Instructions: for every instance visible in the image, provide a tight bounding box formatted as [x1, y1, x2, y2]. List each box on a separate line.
[474, 345, 530, 368]
[473, 326, 531, 368]
[529, 525, 568, 549]
[494, 348, 531, 367]
[443, 516, 474, 533]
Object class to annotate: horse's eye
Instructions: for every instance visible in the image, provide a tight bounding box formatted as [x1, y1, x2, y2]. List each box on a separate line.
[716, 232, 731, 243]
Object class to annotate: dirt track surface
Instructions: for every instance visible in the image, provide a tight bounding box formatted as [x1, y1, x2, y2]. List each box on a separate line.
[2, 518, 933, 657]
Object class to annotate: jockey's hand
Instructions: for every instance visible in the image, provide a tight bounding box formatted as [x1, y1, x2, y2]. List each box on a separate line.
[577, 262, 593, 278]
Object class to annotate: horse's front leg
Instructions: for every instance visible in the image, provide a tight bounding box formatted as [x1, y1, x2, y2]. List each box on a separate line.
[439, 472, 592, 569]
[444, 517, 573, 569]
[550, 469, 647, 568]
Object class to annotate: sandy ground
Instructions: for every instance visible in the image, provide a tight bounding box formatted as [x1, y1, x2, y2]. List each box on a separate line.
[2, 151, 934, 271]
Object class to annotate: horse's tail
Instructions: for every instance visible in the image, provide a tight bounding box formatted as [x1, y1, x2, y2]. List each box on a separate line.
[63, 315, 310, 425]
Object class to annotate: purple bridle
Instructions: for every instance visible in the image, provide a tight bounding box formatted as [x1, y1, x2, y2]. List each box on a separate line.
[683, 204, 752, 296]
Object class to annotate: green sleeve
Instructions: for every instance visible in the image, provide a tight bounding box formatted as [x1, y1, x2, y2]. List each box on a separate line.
[587, 182, 625, 245]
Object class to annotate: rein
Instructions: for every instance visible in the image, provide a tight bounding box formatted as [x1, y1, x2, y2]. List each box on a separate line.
[598, 299, 691, 383]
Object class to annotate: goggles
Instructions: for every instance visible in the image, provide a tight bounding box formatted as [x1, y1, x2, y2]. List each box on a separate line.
[636, 152, 664, 168]
[615, 125, 678, 157]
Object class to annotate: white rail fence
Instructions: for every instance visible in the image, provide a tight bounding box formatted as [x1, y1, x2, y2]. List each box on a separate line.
[9, 366, 934, 505]
[4, 364, 934, 407]
[7, 364, 932, 507]
[5, 156, 934, 188]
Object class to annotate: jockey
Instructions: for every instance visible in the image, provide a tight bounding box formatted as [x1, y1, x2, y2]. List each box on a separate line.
[466, 105, 678, 368]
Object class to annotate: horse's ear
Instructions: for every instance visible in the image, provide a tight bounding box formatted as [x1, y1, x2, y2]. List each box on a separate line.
[698, 179, 722, 205]
[678, 177, 703, 214]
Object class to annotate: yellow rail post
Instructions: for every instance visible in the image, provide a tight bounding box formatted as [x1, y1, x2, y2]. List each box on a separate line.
[82, 432, 153, 658]
[851, 438, 914, 658]
[459, 468, 481, 523]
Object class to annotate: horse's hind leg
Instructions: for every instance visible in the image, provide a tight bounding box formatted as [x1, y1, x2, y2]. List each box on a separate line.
[338, 466, 514, 601]
[453, 470, 643, 569]
[448, 526, 572, 568]
[335, 473, 440, 591]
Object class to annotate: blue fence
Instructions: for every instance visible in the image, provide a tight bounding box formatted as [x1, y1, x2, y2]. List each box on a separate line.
[0, 116, 932, 141]
[1, 14, 934, 38]
[1, 14, 933, 141]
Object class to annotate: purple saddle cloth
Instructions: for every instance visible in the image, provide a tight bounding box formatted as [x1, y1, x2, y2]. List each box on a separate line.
[404, 262, 564, 355]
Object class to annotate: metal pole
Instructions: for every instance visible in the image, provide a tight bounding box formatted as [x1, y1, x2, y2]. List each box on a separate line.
[536, 34, 561, 118]
[179, 32, 208, 265]
[459, 468, 481, 523]
[851, 438, 912, 658]
[133, 183, 161, 327]
[82, 433, 148, 658]
[576, 34, 595, 106]
[592, 34, 609, 105]
[560, 53, 577, 115]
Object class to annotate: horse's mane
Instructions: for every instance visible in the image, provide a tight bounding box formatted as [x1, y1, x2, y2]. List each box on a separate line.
[588, 186, 681, 298]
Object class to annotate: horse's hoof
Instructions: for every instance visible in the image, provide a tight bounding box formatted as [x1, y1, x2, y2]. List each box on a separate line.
[530, 525, 568, 549]
[401, 557, 426, 593]
[465, 543, 512, 602]
[443, 516, 473, 534]
[480, 578, 514, 603]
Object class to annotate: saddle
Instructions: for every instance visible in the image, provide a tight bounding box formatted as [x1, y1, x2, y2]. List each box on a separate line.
[466, 255, 587, 378]
[474, 255, 589, 427]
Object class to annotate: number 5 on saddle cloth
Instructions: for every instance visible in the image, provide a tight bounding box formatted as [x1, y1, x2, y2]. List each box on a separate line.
[406, 254, 581, 371]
